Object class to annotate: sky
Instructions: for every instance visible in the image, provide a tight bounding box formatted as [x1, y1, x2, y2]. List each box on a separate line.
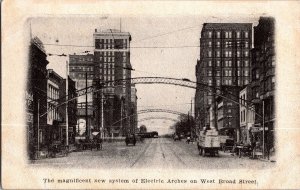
[31, 16, 259, 135]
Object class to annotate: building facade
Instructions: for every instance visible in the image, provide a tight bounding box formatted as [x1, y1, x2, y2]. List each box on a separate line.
[69, 54, 94, 137]
[250, 17, 275, 151]
[28, 37, 49, 159]
[239, 86, 255, 144]
[93, 29, 132, 137]
[130, 85, 138, 134]
[58, 77, 78, 145]
[47, 69, 63, 145]
[195, 23, 252, 139]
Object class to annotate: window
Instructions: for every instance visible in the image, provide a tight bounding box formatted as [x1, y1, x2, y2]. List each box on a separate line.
[228, 70, 232, 76]
[228, 61, 232, 67]
[207, 70, 212, 76]
[208, 51, 212, 57]
[216, 60, 220, 67]
[244, 51, 249, 57]
[208, 79, 212, 86]
[208, 61, 212, 67]
[216, 51, 220, 57]
[208, 31, 212, 38]
[237, 70, 240, 76]
[244, 31, 249, 38]
[225, 32, 229, 38]
[237, 60, 241, 67]
[216, 31, 221, 38]
[245, 41, 249, 48]
[244, 79, 249, 85]
[216, 71, 220, 76]
[236, 31, 240, 38]
[237, 51, 240, 57]
[208, 41, 212, 47]
[228, 79, 232, 85]
[224, 70, 228, 76]
[228, 109, 231, 113]
[225, 42, 229, 48]
[216, 41, 220, 47]
[244, 70, 249, 76]
[216, 79, 220, 86]
[244, 60, 249, 67]
[228, 31, 232, 38]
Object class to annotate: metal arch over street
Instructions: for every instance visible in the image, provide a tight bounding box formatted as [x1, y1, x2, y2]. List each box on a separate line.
[41, 77, 260, 118]
[138, 116, 179, 123]
[109, 108, 187, 127]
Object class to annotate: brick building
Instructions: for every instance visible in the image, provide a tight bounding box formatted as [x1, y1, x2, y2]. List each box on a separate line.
[27, 37, 49, 159]
[195, 23, 252, 138]
[250, 17, 275, 151]
[69, 54, 94, 137]
[93, 29, 132, 137]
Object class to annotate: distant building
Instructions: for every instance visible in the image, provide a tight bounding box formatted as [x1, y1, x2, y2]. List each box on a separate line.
[69, 54, 94, 137]
[239, 86, 255, 144]
[93, 29, 132, 137]
[58, 77, 77, 145]
[250, 17, 275, 150]
[27, 37, 49, 159]
[216, 86, 240, 140]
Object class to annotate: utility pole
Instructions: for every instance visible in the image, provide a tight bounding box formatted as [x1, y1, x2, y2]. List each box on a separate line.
[101, 91, 104, 138]
[211, 29, 218, 130]
[262, 100, 265, 158]
[66, 61, 69, 146]
[37, 99, 40, 158]
[85, 72, 88, 140]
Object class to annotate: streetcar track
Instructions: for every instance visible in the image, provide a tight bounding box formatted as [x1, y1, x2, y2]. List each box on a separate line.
[164, 139, 186, 166]
[130, 139, 153, 168]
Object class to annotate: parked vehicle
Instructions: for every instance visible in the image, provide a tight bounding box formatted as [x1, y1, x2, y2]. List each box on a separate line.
[125, 134, 136, 146]
[173, 134, 180, 141]
[197, 129, 220, 156]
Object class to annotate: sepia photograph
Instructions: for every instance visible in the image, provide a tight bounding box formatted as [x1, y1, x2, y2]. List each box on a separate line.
[2, 1, 300, 189]
[27, 16, 275, 170]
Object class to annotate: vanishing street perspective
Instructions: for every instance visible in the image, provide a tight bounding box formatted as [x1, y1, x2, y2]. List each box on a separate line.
[27, 16, 275, 168]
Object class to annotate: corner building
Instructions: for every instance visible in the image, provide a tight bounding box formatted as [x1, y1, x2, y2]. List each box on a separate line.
[93, 29, 132, 137]
[195, 23, 252, 137]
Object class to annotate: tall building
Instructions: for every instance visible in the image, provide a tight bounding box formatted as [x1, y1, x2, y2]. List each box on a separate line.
[69, 54, 94, 137]
[195, 23, 252, 137]
[93, 29, 132, 137]
[27, 37, 49, 159]
[250, 17, 275, 151]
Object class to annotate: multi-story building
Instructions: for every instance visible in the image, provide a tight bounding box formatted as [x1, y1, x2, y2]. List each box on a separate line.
[93, 29, 132, 137]
[195, 23, 252, 139]
[47, 69, 63, 147]
[216, 86, 240, 140]
[28, 37, 49, 159]
[58, 77, 77, 145]
[69, 54, 94, 137]
[239, 86, 255, 144]
[250, 17, 275, 151]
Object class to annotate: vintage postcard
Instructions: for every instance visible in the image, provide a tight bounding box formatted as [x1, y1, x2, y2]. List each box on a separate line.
[2, 0, 300, 189]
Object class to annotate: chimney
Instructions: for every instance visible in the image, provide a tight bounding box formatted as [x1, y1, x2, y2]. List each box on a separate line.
[95, 29, 97, 32]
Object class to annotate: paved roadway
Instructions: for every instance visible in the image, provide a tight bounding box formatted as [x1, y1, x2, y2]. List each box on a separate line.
[31, 138, 274, 169]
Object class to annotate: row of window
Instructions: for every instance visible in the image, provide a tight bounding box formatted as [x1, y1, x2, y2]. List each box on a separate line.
[207, 79, 249, 86]
[69, 66, 93, 71]
[98, 56, 127, 62]
[206, 41, 249, 48]
[95, 39, 128, 49]
[206, 50, 249, 57]
[207, 70, 249, 77]
[206, 31, 249, 39]
[99, 69, 115, 75]
[98, 51, 127, 56]
[206, 60, 249, 67]
[69, 57, 93, 62]
[48, 85, 59, 101]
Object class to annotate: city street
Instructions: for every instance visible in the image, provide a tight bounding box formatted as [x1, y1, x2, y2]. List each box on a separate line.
[31, 138, 274, 169]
